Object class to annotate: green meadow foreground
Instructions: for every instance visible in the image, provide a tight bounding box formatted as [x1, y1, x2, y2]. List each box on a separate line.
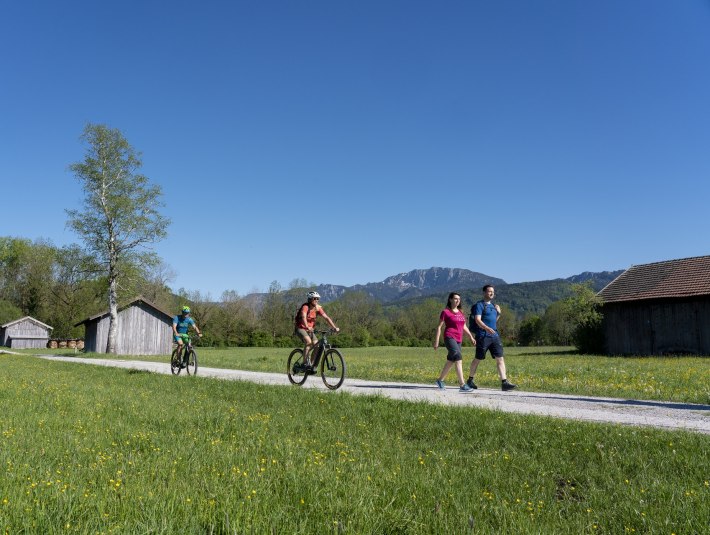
[1, 353, 708, 533]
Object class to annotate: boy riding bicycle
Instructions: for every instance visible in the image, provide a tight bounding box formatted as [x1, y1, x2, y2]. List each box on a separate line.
[172, 306, 202, 366]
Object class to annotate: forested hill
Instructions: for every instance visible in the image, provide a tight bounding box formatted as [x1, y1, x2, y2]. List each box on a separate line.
[383, 269, 624, 318]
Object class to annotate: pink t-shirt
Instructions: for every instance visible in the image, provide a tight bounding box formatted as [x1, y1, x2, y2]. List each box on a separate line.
[440, 308, 466, 343]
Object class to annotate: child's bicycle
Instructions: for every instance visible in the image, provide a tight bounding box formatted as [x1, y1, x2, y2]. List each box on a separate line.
[287, 329, 345, 390]
[170, 334, 199, 375]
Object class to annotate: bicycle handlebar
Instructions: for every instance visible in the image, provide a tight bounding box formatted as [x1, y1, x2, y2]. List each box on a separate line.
[311, 328, 339, 335]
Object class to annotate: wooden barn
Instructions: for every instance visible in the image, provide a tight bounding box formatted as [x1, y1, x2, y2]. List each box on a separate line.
[598, 256, 710, 355]
[75, 297, 174, 355]
[0, 316, 53, 349]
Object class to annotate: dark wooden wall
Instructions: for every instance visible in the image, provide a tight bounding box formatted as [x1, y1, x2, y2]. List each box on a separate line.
[602, 297, 710, 355]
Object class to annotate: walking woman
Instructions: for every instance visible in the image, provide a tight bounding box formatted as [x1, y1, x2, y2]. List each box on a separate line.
[433, 292, 476, 392]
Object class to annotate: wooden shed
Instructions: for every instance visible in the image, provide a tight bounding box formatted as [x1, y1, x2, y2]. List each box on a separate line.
[1, 316, 53, 349]
[598, 256, 710, 355]
[75, 296, 174, 355]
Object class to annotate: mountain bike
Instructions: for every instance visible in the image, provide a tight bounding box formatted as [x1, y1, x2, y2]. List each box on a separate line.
[287, 329, 345, 390]
[171, 334, 199, 376]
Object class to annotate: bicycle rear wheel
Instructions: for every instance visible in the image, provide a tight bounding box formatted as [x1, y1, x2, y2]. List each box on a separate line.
[186, 349, 198, 375]
[170, 348, 182, 375]
[321, 348, 345, 390]
[287, 348, 308, 386]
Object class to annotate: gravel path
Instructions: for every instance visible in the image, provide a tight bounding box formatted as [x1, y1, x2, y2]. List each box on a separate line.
[36, 355, 710, 435]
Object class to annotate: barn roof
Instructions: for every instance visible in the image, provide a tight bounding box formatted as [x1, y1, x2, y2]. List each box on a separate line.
[1, 316, 53, 330]
[598, 255, 710, 303]
[74, 296, 174, 327]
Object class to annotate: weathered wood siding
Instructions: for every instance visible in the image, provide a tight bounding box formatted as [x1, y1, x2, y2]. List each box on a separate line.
[602, 297, 710, 355]
[83, 302, 172, 355]
[1, 318, 52, 349]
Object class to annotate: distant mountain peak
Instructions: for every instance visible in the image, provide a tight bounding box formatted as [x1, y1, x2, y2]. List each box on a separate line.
[317, 267, 505, 303]
[565, 270, 624, 285]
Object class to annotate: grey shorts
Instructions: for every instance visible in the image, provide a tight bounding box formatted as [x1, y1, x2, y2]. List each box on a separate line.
[295, 328, 317, 345]
[444, 337, 463, 362]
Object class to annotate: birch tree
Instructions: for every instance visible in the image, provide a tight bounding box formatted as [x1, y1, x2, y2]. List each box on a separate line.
[67, 123, 169, 353]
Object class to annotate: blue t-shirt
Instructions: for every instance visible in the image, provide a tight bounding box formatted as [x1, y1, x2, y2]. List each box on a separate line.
[173, 315, 195, 334]
[471, 300, 498, 337]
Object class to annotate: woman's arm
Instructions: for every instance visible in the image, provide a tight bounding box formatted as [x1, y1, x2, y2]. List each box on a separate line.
[321, 311, 339, 331]
[434, 320, 445, 349]
[463, 323, 477, 345]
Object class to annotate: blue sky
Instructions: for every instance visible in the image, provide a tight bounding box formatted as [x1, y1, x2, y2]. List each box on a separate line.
[2, 1, 709, 298]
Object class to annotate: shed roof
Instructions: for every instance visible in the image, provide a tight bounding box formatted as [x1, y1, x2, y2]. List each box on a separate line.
[598, 255, 710, 303]
[74, 296, 174, 327]
[1, 316, 53, 330]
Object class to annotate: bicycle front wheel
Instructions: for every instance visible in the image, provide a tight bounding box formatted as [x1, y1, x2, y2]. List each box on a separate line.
[186, 349, 198, 375]
[287, 348, 308, 386]
[320, 349, 345, 390]
[170, 348, 182, 375]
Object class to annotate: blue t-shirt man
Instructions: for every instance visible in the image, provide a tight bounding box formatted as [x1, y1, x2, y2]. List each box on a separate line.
[472, 300, 500, 338]
[466, 285, 517, 392]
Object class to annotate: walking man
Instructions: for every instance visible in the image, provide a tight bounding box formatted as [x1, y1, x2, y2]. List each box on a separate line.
[466, 285, 518, 391]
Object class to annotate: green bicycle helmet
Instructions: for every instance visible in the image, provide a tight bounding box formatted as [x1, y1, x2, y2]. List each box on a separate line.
[181, 306, 191, 314]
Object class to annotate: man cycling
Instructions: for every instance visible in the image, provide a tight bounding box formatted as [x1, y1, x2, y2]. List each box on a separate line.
[172, 306, 202, 366]
[294, 291, 339, 371]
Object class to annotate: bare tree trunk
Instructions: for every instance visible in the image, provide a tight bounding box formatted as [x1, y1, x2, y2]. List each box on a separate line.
[106, 235, 119, 354]
[106, 273, 119, 354]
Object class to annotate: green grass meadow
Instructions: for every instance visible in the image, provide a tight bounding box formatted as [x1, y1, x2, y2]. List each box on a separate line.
[44, 345, 710, 405]
[1, 351, 708, 533]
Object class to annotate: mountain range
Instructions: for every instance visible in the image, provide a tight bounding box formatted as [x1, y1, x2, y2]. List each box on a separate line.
[315, 267, 507, 303]
[249, 267, 625, 318]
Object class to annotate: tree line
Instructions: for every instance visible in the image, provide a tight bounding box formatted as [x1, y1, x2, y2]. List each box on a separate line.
[0, 236, 601, 352]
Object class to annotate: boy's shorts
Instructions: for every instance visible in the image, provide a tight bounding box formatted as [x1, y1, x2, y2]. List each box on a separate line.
[174, 333, 189, 344]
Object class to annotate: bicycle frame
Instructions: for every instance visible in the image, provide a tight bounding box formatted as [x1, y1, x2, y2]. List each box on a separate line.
[309, 330, 332, 368]
[171, 334, 199, 376]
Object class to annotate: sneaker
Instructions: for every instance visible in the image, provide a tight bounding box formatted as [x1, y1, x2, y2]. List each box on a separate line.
[466, 378, 478, 390]
[502, 380, 518, 392]
[435, 379, 445, 390]
[304, 365, 316, 375]
[459, 383, 473, 392]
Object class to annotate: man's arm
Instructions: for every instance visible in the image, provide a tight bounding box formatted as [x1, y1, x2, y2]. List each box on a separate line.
[475, 315, 496, 335]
